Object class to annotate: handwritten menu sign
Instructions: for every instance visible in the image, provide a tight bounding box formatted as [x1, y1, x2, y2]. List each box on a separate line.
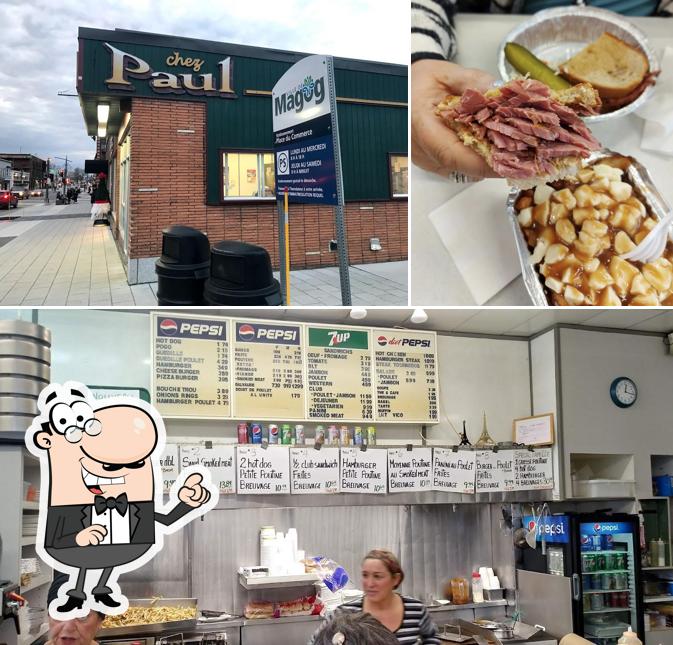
[180, 444, 236, 494]
[476, 450, 515, 493]
[305, 326, 373, 421]
[151, 314, 230, 418]
[514, 448, 554, 490]
[232, 321, 304, 419]
[237, 446, 290, 494]
[372, 330, 438, 422]
[387, 448, 433, 492]
[160, 444, 179, 493]
[340, 448, 387, 494]
[432, 448, 476, 494]
[290, 448, 340, 494]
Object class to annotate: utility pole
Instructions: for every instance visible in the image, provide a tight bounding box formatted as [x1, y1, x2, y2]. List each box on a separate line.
[44, 158, 50, 204]
[54, 155, 69, 200]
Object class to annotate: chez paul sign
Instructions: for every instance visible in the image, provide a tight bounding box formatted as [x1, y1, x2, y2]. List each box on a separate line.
[103, 43, 235, 97]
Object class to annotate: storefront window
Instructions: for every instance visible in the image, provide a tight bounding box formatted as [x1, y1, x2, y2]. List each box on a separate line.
[222, 151, 275, 199]
[389, 154, 408, 198]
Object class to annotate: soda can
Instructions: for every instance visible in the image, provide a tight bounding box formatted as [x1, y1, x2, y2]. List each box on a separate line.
[614, 572, 628, 590]
[353, 426, 363, 446]
[281, 423, 293, 445]
[604, 553, 617, 570]
[251, 423, 263, 444]
[295, 425, 305, 446]
[582, 574, 594, 590]
[590, 593, 603, 610]
[268, 424, 279, 444]
[601, 573, 614, 590]
[327, 425, 339, 446]
[581, 554, 596, 572]
[261, 424, 269, 444]
[340, 425, 351, 447]
[583, 595, 591, 611]
[315, 425, 326, 446]
[614, 552, 627, 570]
[596, 554, 607, 571]
[237, 422, 249, 444]
[366, 426, 377, 446]
[581, 534, 592, 551]
[602, 534, 614, 551]
[606, 592, 617, 608]
[591, 534, 603, 551]
[618, 591, 629, 607]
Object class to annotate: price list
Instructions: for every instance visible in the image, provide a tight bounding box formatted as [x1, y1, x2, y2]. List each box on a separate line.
[152, 315, 230, 418]
[232, 321, 304, 419]
[305, 326, 373, 421]
[372, 330, 438, 422]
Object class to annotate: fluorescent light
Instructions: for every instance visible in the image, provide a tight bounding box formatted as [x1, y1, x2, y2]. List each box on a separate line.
[349, 307, 367, 320]
[410, 308, 428, 324]
[97, 104, 110, 123]
[97, 126, 107, 137]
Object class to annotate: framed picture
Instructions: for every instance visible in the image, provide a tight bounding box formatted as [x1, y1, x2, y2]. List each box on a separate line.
[513, 413, 554, 446]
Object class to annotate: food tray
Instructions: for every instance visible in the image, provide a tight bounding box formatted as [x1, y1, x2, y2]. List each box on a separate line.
[507, 148, 671, 307]
[99, 598, 198, 637]
[497, 6, 659, 123]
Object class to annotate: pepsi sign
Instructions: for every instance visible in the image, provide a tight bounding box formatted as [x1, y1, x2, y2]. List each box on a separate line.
[581, 521, 631, 535]
[522, 515, 570, 543]
[376, 335, 432, 348]
[156, 316, 226, 340]
[236, 322, 300, 345]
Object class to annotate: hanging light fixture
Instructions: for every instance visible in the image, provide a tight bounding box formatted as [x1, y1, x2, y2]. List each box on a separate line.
[410, 308, 428, 324]
[349, 307, 367, 320]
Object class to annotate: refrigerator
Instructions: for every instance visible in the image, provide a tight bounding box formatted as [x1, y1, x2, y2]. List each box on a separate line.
[516, 512, 643, 645]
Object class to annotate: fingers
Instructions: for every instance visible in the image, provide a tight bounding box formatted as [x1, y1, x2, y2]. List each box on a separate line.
[183, 472, 203, 489]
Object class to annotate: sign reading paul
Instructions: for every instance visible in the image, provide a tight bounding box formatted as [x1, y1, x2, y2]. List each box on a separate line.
[272, 55, 339, 205]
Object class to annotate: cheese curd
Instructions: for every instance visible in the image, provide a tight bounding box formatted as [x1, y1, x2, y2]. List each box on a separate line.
[514, 157, 673, 306]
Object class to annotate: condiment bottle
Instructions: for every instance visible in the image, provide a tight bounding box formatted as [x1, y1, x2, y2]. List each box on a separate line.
[450, 577, 470, 605]
[617, 627, 642, 645]
[472, 571, 484, 603]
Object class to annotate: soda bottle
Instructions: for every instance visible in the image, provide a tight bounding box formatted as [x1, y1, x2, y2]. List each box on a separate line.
[281, 423, 293, 445]
[251, 423, 263, 444]
[315, 425, 325, 446]
[268, 424, 279, 444]
[237, 422, 248, 444]
[295, 425, 305, 445]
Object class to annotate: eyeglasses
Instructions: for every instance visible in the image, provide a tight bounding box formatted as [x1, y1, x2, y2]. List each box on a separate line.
[64, 418, 102, 443]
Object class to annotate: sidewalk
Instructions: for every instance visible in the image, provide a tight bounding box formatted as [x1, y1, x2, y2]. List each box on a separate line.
[0, 200, 407, 306]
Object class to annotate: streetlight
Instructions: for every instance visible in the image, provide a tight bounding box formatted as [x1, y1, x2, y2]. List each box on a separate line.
[53, 155, 69, 203]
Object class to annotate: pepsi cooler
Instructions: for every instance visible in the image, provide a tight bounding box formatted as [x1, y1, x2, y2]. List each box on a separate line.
[516, 513, 643, 645]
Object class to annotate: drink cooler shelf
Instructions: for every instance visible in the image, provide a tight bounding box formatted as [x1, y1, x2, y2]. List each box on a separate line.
[583, 570, 630, 575]
[584, 608, 633, 614]
[584, 590, 631, 594]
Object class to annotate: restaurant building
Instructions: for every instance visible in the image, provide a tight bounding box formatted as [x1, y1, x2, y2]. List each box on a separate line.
[76, 28, 408, 284]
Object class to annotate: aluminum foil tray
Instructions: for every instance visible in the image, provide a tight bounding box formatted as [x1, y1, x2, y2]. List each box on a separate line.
[99, 598, 198, 637]
[507, 148, 671, 307]
[497, 7, 660, 122]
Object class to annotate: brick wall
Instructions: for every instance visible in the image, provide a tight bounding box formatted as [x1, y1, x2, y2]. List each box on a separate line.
[128, 97, 407, 269]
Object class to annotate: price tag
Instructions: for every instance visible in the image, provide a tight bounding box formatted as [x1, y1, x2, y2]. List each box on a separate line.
[160, 443, 179, 494]
[475, 450, 515, 493]
[290, 448, 340, 494]
[432, 448, 476, 494]
[340, 448, 387, 494]
[514, 448, 554, 490]
[180, 444, 236, 494]
[387, 448, 433, 492]
[151, 314, 230, 418]
[237, 446, 291, 494]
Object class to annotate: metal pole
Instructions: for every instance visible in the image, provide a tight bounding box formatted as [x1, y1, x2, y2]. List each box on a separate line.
[277, 198, 287, 305]
[44, 158, 50, 204]
[283, 188, 290, 305]
[326, 57, 352, 305]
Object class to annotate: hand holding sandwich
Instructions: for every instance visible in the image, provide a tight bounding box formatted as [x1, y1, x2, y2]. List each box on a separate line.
[412, 60, 500, 180]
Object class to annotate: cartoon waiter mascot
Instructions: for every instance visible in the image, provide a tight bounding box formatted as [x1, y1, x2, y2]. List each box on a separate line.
[26, 382, 218, 619]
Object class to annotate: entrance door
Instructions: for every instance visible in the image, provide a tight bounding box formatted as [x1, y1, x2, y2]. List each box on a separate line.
[119, 135, 131, 255]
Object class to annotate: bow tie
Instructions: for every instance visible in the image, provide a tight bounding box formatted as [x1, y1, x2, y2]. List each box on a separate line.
[94, 493, 128, 516]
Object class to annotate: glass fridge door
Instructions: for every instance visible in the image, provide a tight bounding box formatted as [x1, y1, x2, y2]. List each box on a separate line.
[579, 520, 638, 645]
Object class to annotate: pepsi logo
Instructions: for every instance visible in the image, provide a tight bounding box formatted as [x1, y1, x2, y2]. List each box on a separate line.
[159, 319, 178, 335]
[527, 520, 536, 531]
[377, 336, 388, 346]
[594, 523, 601, 532]
[239, 324, 256, 340]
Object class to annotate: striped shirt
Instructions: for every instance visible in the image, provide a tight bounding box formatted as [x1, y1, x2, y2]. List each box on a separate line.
[312, 595, 441, 644]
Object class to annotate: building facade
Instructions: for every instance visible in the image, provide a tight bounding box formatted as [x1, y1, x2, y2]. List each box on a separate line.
[77, 28, 408, 284]
[0, 154, 47, 190]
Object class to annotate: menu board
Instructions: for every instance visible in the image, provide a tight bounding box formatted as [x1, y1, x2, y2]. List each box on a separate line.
[290, 447, 340, 494]
[305, 326, 373, 421]
[237, 446, 291, 494]
[514, 448, 554, 490]
[372, 330, 438, 422]
[232, 320, 304, 419]
[151, 314, 230, 418]
[432, 448, 476, 494]
[180, 444, 236, 494]
[160, 444, 179, 493]
[340, 448, 387, 494]
[476, 450, 515, 493]
[387, 448, 433, 492]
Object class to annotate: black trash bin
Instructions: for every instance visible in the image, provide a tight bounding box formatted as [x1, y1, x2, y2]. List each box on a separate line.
[155, 225, 211, 306]
[203, 240, 283, 306]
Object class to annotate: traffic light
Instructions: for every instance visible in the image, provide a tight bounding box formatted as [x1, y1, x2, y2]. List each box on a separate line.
[59, 169, 64, 177]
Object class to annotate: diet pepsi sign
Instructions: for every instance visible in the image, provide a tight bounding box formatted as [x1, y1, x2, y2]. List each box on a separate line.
[157, 316, 226, 340]
[236, 322, 300, 345]
[377, 335, 432, 349]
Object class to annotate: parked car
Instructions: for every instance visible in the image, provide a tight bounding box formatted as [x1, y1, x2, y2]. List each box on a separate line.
[31, 189, 42, 197]
[13, 187, 28, 199]
[0, 190, 19, 210]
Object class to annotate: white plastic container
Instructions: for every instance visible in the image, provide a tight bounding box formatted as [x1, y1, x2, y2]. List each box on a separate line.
[617, 627, 642, 645]
[572, 479, 636, 498]
[471, 572, 484, 603]
[260, 526, 276, 568]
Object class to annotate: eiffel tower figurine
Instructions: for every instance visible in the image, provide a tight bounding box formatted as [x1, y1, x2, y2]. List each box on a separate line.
[475, 411, 496, 448]
[458, 420, 472, 446]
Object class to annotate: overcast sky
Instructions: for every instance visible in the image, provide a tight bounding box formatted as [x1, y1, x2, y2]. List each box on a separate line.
[0, 0, 408, 173]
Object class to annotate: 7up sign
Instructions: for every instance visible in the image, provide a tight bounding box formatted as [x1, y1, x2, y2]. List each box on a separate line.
[309, 327, 369, 350]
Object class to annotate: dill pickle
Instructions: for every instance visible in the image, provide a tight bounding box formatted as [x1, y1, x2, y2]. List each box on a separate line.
[505, 42, 572, 91]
